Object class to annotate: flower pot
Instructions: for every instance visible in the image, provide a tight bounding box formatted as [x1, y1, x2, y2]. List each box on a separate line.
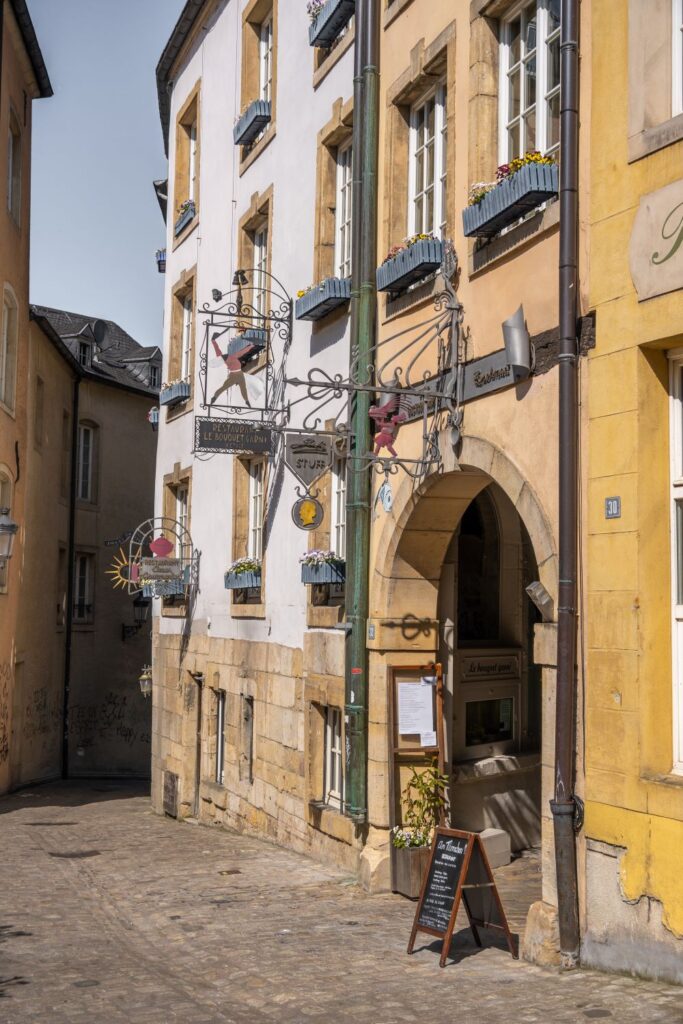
[309, 0, 355, 47]
[159, 380, 191, 407]
[224, 569, 262, 590]
[376, 238, 443, 293]
[462, 162, 558, 239]
[233, 100, 271, 146]
[301, 560, 345, 585]
[227, 328, 269, 357]
[174, 204, 195, 237]
[392, 844, 433, 899]
[295, 277, 351, 321]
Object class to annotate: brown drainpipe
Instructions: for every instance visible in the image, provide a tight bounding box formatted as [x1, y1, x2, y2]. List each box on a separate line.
[551, 0, 581, 968]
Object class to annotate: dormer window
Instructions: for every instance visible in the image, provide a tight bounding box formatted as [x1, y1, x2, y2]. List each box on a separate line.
[150, 364, 160, 388]
[78, 340, 92, 367]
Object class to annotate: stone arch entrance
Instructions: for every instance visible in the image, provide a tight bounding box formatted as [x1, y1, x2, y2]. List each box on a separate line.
[367, 436, 558, 907]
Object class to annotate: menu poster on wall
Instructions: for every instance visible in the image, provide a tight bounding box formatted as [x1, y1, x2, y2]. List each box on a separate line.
[398, 682, 434, 736]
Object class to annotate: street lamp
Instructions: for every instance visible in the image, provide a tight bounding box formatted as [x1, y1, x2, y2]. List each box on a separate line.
[122, 594, 151, 640]
[138, 666, 153, 698]
[0, 508, 18, 565]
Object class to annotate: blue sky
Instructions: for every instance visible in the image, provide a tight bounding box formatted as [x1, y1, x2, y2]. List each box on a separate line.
[29, 0, 186, 345]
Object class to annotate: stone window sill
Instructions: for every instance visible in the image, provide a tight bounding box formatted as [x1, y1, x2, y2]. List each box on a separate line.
[307, 603, 345, 629]
[172, 215, 198, 251]
[231, 601, 266, 620]
[313, 23, 354, 89]
[239, 125, 276, 176]
[641, 771, 683, 789]
[308, 800, 355, 844]
[384, 0, 415, 29]
[468, 199, 560, 278]
[628, 113, 683, 163]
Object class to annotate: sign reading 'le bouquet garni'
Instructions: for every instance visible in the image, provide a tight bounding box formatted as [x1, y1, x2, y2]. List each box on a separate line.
[193, 416, 276, 455]
[407, 828, 517, 968]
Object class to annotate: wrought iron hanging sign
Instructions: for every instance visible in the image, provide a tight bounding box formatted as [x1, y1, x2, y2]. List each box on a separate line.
[111, 517, 201, 601]
[284, 432, 334, 489]
[291, 495, 325, 531]
[194, 416, 276, 455]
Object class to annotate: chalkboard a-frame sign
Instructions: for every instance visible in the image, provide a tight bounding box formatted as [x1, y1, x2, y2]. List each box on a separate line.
[407, 828, 517, 967]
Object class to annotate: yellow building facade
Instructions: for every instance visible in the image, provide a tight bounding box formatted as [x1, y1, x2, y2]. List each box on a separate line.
[584, 0, 683, 982]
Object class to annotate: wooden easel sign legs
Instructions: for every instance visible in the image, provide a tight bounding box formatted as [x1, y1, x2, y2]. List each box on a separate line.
[407, 827, 518, 968]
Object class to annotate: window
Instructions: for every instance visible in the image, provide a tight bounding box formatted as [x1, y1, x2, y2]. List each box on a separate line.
[56, 546, 67, 627]
[150, 364, 161, 388]
[0, 470, 11, 591]
[240, 694, 254, 783]
[73, 552, 94, 623]
[0, 288, 17, 412]
[668, 353, 683, 772]
[500, 0, 560, 163]
[7, 111, 21, 222]
[260, 13, 274, 103]
[324, 707, 343, 810]
[181, 295, 193, 381]
[173, 87, 200, 225]
[34, 377, 44, 448]
[188, 119, 198, 203]
[78, 340, 92, 367]
[77, 423, 95, 502]
[674, 0, 683, 117]
[408, 85, 447, 237]
[247, 460, 264, 560]
[215, 690, 226, 785]
[253, 226, 268, 324]
[175, 483, 189, 558]
[335, 142, 353, 279]
[331, 456, 346, 559]
[60, 411, 70, 499]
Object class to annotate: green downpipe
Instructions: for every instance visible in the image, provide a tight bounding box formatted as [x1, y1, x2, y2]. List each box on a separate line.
[344, 0, 379, 823]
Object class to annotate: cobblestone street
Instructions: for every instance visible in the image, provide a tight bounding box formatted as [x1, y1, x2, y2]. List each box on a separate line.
[0, 782, 681, 1024]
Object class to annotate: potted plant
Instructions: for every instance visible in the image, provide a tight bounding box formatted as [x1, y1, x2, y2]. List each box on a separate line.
[155, 248, 166, 273]
[391, 759, 449, 899]
[308, 0, 355, 48]
[376, 233, 443, 293]
[174, 199, 196, 237]
[300, 550, 345, 585]
[159, 379, 191, 407]
[463, 151, 558, 239]
[295, 277, 351, 321]
[233, 99, 272, 146]
[224, 556, 262, 590]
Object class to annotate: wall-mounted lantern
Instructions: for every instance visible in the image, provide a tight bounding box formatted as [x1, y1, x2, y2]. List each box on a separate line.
[138, 666, 153, 698]
[0, 508, 18, 564]
[122, 593, 151, 641]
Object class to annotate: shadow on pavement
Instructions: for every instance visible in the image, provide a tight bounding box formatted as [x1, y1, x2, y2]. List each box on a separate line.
[0, 778, 150, 815]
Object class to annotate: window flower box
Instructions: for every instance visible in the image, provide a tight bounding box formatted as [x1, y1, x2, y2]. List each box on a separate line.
[233, 100, 271, 147]
[159, 380, 191, 407]
[224, 569, 262, 590]
[462, 162, 558, 239]
[308, 0, 355, 48]
[174, 201, 195, 237]
[301, 559, 345, 586]
[156, 249, 166, 273]
[295, 277, 351, 321]
[227, 327, 269, 357]
[376, 237, 443, 293]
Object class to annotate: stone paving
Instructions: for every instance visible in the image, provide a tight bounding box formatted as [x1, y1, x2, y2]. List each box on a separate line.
[0, 781, 682, 1024]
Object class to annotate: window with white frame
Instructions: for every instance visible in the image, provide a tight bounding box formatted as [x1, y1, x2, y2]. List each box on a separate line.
[324, 706, 343, 810]
[674, 0, 683, 117]
[77, 423, 94, 502]
[331, 455, 346, 560]
[335, 142, 353, 279]
[668, 352, 683, 772]
[181, 294, 193, 381]
[499, 0, 560, 163]
[0, 470, 11, 591]
[408, 85, 447, 238]
[188, 119, 198, 203]
[175, 483, 189, 559]
[7, 110, 21, 223]
[260, 13, 274, 104]
[247, 460, 264, 560]
[78, 340, 92, 368]
[215, 690, 226, 785]
[73, 552, 94, 623]
[150, 364, 161, 388]
[254, 226, 268, 324]
[0, 288, 17, 412]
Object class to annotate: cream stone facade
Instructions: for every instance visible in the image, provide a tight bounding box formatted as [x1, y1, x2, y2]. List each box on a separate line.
[152, 0, 591, 963]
